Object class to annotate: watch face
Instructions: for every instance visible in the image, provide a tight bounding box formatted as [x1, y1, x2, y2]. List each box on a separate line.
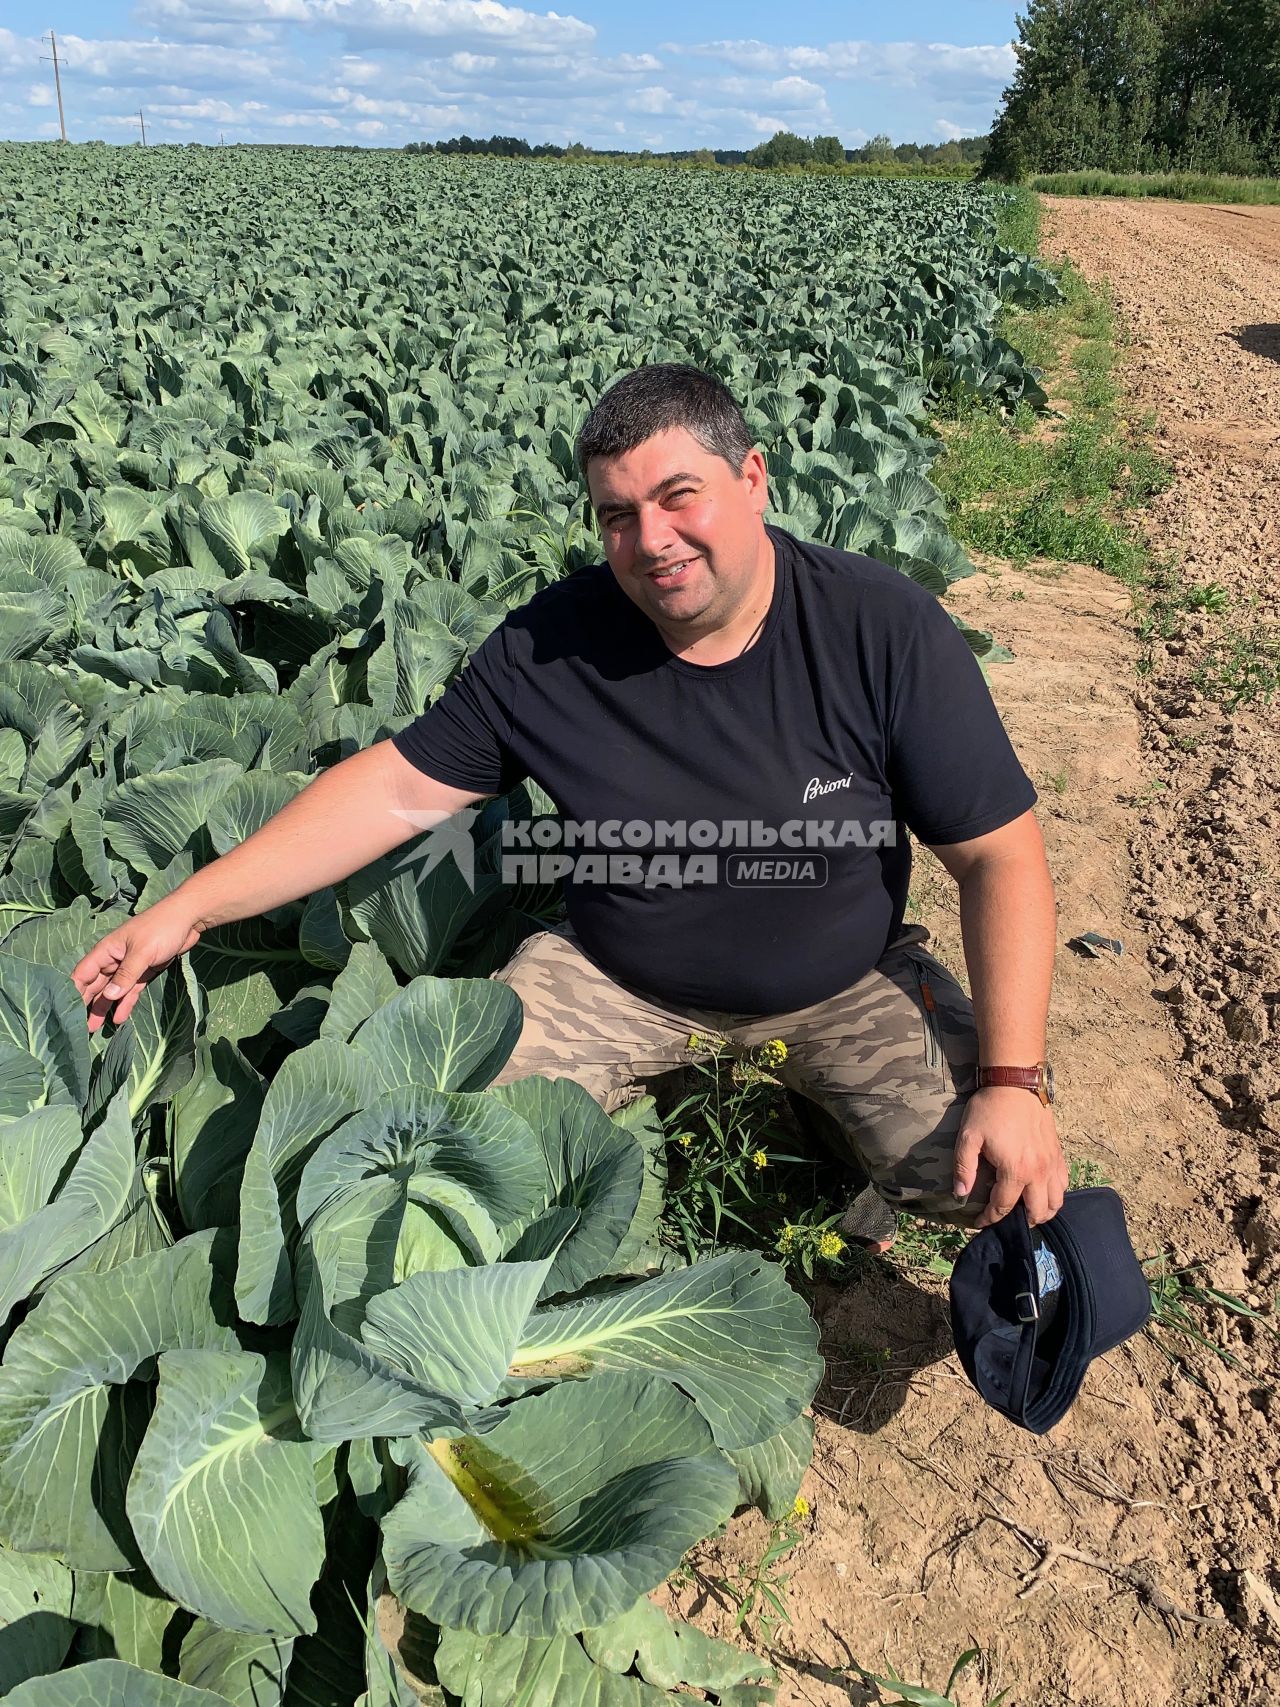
[1042, 1063, 1056, 1105]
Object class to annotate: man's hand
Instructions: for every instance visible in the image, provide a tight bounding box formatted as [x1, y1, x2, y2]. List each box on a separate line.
[71, 898, 203, 1034]
[953, 1085, 1067, 1228]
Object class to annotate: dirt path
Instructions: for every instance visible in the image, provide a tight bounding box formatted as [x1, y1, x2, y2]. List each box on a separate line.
[672, 200, 1280, 1705]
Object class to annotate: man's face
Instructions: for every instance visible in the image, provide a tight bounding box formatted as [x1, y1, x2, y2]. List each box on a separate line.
[587, 427, 770, 633]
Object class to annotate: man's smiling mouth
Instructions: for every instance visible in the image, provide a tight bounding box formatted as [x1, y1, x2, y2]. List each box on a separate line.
[647, 556, 698, 586]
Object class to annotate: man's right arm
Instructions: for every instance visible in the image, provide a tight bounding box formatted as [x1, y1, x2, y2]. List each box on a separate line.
[72, 741, 486, 1033]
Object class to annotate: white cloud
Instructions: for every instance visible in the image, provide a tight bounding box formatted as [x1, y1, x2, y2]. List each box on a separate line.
[134, 0, 311, 26]
[157, 98, 252, 119]
[128, 0, 307, 46]
[704, 73, 830, 120]
[674, 36, 1014, 91]
[765, 76, 826, 101]
[307, 0, 594, 52]
[335, 54, 381, 83]
[604, 52, 661, 74]
[334, 88, 419, 118]
[0, 15, 1010, 150]
[53, 33, 277, 88]
[625, 85, 676, 115]
[0, 28, 38, 76]
[934, 118, 966, 139]
[265, 110, 342, 127]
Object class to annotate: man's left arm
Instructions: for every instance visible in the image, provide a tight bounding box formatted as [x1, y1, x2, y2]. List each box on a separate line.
[927, 808, 1069, 1228]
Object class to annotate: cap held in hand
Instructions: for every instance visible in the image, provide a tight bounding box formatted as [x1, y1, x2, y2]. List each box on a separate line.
[948, 1186, 1150, 1434]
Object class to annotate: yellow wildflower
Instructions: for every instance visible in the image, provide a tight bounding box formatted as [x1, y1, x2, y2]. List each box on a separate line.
[756, 1038, 788, 1069]
[678, 1133, 693, 1149]
[687, 1032, 702, 1050]
[792, 1494, 810, 1518]
[751, 1149, 768, 1170]
[817, 1231, 846, 1261]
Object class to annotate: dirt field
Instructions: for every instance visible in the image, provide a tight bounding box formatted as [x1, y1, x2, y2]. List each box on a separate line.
[669, 200, 1280, 1704]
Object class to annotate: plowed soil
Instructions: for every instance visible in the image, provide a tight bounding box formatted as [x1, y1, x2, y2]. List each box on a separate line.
[671, 199, 1280, 1705]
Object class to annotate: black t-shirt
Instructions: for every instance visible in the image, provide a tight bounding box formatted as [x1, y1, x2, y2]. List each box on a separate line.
[392, 526, 1036, 1015]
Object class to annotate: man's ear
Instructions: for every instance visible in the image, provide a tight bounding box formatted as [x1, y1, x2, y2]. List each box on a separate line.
[742, 446, 769, 512]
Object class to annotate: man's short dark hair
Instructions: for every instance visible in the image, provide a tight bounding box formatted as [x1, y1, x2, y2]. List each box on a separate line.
[575, 363, 754, 483]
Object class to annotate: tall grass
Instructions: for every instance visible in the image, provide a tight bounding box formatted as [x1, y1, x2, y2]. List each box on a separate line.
[1030, 170, 1280, 206]
[993, 184, 1042, 256]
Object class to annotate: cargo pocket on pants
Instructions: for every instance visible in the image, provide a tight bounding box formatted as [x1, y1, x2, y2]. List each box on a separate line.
[907, 953, 945, 1076]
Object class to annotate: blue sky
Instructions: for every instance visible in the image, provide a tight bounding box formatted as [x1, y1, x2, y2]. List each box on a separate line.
[2, 2, 1022, 151]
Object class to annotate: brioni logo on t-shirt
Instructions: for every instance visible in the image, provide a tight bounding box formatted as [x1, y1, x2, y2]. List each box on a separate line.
[802, 773, 854, 803]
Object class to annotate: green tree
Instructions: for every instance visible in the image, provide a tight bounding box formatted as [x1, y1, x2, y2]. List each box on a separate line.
[746, 130, 814, 168]
[985, 0, 1280, 177]
[811, 134, 845, 165]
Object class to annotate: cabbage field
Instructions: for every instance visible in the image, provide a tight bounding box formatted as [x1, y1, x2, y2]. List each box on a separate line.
[0, 144, 1061, 1705]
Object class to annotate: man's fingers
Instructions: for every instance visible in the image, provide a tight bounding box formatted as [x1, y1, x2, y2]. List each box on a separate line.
[952, 1125, 983, 1198]
[71, 940, 125, 996]
[110, 979, 153, 1024]
[1022, 1178, 1052, 1228]
[86, 966, 156, 1033]
[977, 1166, 1023, 1228]
[98, 956, 147, 1003]
[1045, 1163, 1067, 1221]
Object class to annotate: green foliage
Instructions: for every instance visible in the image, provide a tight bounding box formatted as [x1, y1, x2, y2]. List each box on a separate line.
[0, 147, 1058, 670]
[690, 1504, 810, 1646]
[1144, 1254, 1280, 1382]
[0, 147, 1065, 1701]
[986, 0, 1280, 179]
[1029, 169, 1280, 205]
[0, 975, 822, 1699]
[934, 261, 1171, 582]
[661, 1036, 854, 1280]
[745, 130, 817, 169]
[856, 1646, 1011, 1706]
[402, 130, 989, 176]
[1191, 622, 1280, 709]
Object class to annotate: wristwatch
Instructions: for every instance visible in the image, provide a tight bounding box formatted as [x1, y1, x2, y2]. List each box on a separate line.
[976, 1062, 1056, 1106]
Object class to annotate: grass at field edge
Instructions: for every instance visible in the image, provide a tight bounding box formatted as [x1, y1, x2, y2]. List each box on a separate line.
[939, 191, 1280, 707]
[1029, 169, 1280, 206]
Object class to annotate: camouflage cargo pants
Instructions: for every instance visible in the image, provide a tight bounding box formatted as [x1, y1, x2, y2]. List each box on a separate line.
[491, 921, 996, 1226]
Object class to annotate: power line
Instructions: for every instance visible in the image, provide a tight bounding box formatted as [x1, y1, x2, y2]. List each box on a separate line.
[41, 30, 68, 143]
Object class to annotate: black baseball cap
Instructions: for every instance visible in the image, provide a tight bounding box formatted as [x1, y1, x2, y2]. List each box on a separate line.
[948, 1186, 1151, 1434]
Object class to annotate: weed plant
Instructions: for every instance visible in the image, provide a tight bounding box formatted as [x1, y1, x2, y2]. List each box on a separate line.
[660, 1035, 855, 1280]
[684, 1498, 811, 1646]
[1144, 1253, 1280, 1382]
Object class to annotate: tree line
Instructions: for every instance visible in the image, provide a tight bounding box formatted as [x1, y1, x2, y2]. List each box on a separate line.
[985, 0, 1280, 178]
[402, 131, 987, 169]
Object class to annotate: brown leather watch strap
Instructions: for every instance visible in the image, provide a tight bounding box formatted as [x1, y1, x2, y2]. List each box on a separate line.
[976, 1063, 1054, 1105]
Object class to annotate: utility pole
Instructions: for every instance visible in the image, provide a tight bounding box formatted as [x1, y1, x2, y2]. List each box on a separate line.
[41, 31, 68, 143]
[139, 109, 147, 145]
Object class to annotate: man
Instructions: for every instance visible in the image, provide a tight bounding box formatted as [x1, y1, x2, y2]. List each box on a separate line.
[74, 365, 1067, 1236]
